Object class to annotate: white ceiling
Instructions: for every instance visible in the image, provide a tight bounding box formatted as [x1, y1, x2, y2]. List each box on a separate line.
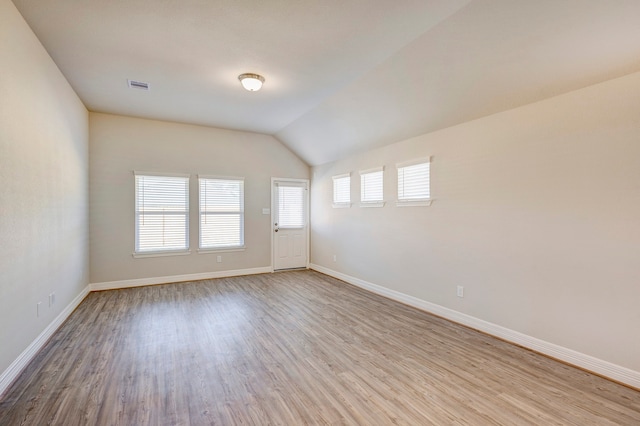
[12, 0, 640, 166]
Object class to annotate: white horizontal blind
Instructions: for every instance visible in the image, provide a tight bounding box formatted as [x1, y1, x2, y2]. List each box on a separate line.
[199, 178, 244, 249]
[135, 174, 189, 253]
[278, 185, 305, 228]
[360, 169, 383, 202]
[398, 161, 430, 201]
[333, 174, 350, 204]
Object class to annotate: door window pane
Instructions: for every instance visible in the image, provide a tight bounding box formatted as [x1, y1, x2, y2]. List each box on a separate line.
[278, 186, 305, 228]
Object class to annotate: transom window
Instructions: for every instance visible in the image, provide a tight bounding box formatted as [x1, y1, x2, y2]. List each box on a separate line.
[360, 167, 384, 206]
[397, 158, 431, 206]
[332, 173, 351, 208]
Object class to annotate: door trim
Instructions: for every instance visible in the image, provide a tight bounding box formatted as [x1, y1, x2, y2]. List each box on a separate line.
[271, 177, 310, 271]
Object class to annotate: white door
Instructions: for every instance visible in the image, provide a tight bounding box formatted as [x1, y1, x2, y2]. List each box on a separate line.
[272, 179, 308, 270]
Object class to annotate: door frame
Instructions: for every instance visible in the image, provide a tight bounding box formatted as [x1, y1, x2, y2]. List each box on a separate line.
[270, 177, 310, 271]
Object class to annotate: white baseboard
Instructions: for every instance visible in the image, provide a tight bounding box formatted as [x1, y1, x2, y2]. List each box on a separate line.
[90, 266, 273, 291]
[1, 267, 272, 397]
[309, 263, 640, 390]
[0, 285, 91, 397]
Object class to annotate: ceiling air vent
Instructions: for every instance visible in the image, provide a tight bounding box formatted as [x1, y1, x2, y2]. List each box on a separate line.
[127, 79, 149, 90]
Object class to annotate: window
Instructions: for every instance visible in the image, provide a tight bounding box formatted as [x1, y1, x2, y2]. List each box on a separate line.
[397, 158, 431, 206]
[135, 173, 190, 255]
[199, 177, 244, 250]
[332, 173, 351, 208]
[278, 185, 305, 228]
[360, 167, 384, 207]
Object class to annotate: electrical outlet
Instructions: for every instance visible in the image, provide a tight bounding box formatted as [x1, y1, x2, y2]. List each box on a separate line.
[457, 286, 464, 298]
[37, 302, 42, 317]
[49, 292, 56, 307]
[216, 255, 222, 263]
[333, 254, 337, 262]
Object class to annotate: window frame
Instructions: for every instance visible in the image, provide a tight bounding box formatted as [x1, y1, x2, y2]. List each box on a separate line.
[197, 175, 246, 253]
[133, 171, 191, 258]
[359, 166, 385, 208]
[396, 157, 432, 207]
[332, 173, 351, 208]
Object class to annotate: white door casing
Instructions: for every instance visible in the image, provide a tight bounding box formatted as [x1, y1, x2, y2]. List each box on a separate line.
[272, 178, 309, 271]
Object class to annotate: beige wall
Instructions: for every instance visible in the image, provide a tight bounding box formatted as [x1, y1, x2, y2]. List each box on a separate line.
[89, 113, 309, 283]
[0, 0, 89, 375]
[310, 71, 640, 372]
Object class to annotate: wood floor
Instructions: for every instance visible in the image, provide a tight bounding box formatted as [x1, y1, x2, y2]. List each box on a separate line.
[0, 271, 638, 425]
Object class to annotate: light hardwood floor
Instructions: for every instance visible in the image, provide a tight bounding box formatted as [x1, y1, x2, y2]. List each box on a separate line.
[0, 270, 638, 425]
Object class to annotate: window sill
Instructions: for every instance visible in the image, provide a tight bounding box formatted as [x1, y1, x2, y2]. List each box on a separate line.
[133, 250, 191, 259]
[198, 246, 246, 254]
[396, 198, 433, 207]
[332, 203, 352, 209]
[360, 201, 385, 208]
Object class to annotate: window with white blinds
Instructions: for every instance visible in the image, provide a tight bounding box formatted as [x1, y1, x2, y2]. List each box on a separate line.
[332, 173, 351, 207]
[278, 185, 305, 228]
[199, 177, 244, 249]
[135, 173, 189, 254]
[397, 158, 431, 205]
[360, 167, 384, 205]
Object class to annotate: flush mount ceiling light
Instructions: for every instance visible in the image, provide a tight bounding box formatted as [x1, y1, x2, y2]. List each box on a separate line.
[238, 73, 265, 91]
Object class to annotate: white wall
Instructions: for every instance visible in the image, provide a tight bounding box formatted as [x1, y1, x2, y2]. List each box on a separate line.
[89, 113, 309, 284]
[0, 0, 89, 377]
[310, 71, 640, 374]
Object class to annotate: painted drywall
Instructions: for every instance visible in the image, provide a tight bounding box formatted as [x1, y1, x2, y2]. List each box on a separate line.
[0, 0, 89, 377]
[89, 113, 309, 283]
[310, 71, 640, 373]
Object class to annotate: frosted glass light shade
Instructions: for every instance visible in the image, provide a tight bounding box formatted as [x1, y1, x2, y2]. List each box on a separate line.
[238, 73, 265, 91]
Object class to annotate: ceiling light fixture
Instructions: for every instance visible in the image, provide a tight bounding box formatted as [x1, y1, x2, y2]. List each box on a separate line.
[238, 73, 265, 91]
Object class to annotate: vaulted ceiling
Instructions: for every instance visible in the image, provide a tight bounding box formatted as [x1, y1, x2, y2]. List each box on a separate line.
[12, 0, 640, 166]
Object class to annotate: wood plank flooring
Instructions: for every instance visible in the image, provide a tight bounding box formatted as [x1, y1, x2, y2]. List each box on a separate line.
[0, 270, 638, 425]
